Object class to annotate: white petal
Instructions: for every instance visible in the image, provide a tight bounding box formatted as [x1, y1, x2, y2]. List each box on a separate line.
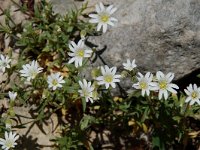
[105, 83, 110, 89]
[194, 84, 198, 91]
[95, 3, 101, 13]
[166, 72, 174, 82]
[111, 67, 117, 74]
[99, 2, 105, 11]
[89, 14, 98, 19]
[70, 41, 77, 48]
[113, 79, 120, 83]
[184, 89, 190, 96]
[68, 57, 75, 64]
[196, 100, 200, 105]
[170, 83, 179, 89]
[190, 100, 195, 105]
[106, 5, 113, 12]
[158, 91, 163, 100]
[83, 79, 87, 86]
[133, 84, 139, 89]
[107, 21, 115, 26]
[96, 76, 104, 81]
[141, 89, 145, 96]
[69, 44, 75, 51]
[110, 7, 117, 14]
[98, 80, 105, 85]
[185, 97, 191, 103]
[111, 82, 116, 88]
[110, 17, 118, 22]
[75, 60, 79, 68]
[138, 72, 143, 78]
[164, 91, 168, 100]
[97, 23, 103, 31]
[146, 90, 150, 96]
[156, 71, 164, 80]
[89, 19, 99, 23]
[168, 87, 177, 94]
[102, 24, 108, 33]
[78, 39, 83, 47]
[114, 75, 121, 79]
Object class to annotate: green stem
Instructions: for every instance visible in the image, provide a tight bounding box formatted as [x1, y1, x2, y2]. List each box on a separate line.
[146, 94, 156, 117]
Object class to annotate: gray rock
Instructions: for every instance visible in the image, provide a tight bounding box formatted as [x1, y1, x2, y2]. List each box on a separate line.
[51, 0, 200, 81]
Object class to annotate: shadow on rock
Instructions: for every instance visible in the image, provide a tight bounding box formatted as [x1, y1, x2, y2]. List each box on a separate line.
[15, 135, 42, 150]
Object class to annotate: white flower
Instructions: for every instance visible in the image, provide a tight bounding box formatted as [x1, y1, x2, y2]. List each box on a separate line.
[155, 71, 179, 100]
[68, 39, 93, 68]
[47, 72, 65, 90]
[89, 2, 117, 33]
[0, 131, 19, 150]
[184, 84, 200, 105]
[96, 65, 121, 89]
[19, 60, 43, 81]
[78, 79, 95, 103]
[133, 72, 157, 96]
[8, 91, 17, 101]
[123, 59, 137, 71]
[0, 54, 11, 73]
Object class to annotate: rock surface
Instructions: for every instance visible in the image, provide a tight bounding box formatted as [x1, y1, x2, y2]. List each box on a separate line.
[51, 0, 200, 81]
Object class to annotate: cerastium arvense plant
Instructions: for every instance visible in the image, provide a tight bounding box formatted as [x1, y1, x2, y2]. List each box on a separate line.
[0, 1, 199, 149]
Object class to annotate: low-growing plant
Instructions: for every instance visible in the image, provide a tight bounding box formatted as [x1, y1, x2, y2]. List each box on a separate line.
[0, 1, 199, 150]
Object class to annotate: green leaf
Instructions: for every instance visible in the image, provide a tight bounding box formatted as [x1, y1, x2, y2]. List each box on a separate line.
[197, 74, 200, 78]
[82, 98, 86, 112]
[152, 136, 165, 150]
[172, 116, 181, 123]
[119, 102, 131, 112]
[80, 115, 95, 130]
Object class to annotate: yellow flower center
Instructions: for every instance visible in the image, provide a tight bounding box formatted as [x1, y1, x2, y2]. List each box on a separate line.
[159, 80, 167, 89]
[104, 75, 113, 83]
[100, 14, 109, 22]
[77, 49, 84, 57]
[139, 81, 147, 89]
[191, 92, 198, 99]
[5, 139, 13, 148]
[52, 79, 58, 86]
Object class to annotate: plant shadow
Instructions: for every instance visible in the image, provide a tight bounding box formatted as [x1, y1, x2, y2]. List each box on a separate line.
[15, 135, 42, 150]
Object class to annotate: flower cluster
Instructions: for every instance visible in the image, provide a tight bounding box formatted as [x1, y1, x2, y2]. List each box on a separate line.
[68, 39, 93, 68]
[78, 65, 121, 103]
[0, 54, 11, 73]
[133, 71, 179, 100]
[89, 2, 118, 33]
[0, 90, 19, 150]
[184, 84, 200, 105]
[0, 132, 19, 150]
[78, 79, 94, 103]
[133, 72, 157, 96]
[123, 59, 137, 71]
[96, 65, 121, 89]
[47, 72, 65, 91]
[19, 60, 43, 82]
[18, 60, 66, 90]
